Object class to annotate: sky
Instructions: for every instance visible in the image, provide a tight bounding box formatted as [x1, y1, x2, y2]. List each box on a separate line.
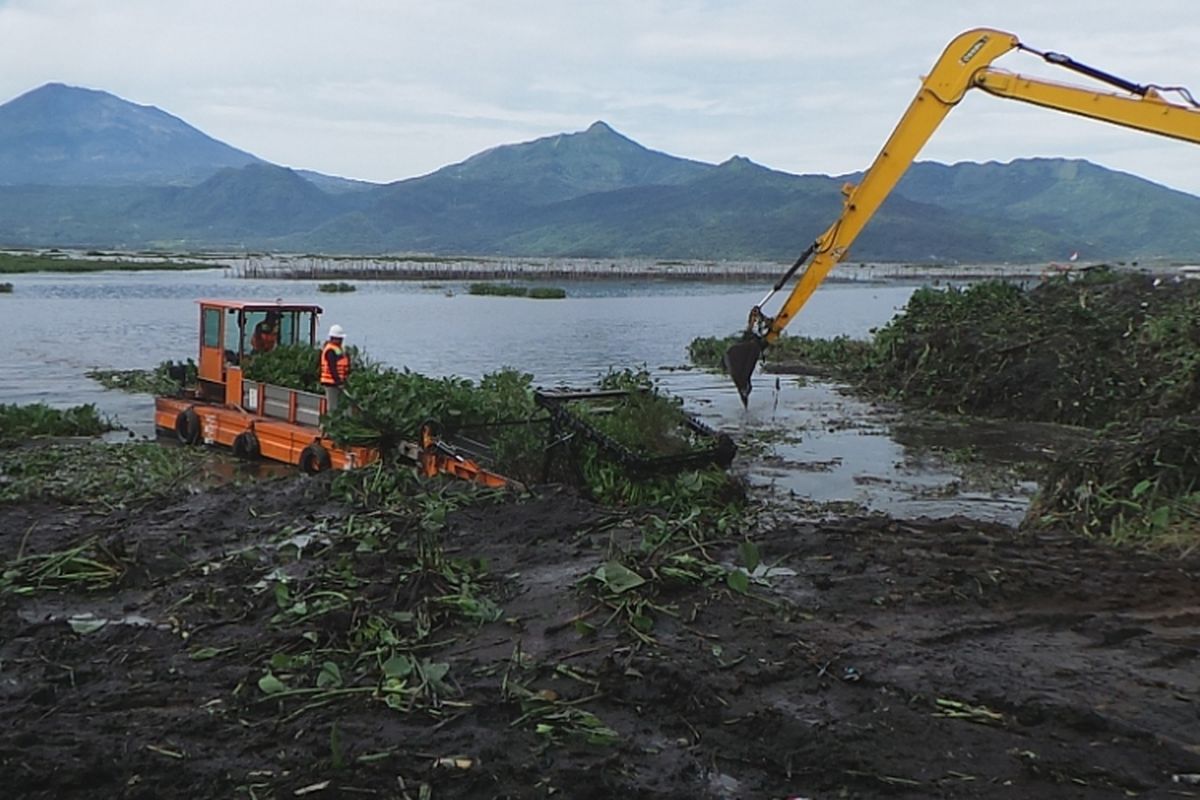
[2, 0, 1199, 194]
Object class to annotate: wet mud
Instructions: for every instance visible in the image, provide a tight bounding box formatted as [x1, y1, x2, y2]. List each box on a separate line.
[2, 473, 1198, 799]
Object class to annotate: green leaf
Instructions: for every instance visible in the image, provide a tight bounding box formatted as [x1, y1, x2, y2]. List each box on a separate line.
[597, 561, 645, 594]
[421, 660, 450, 686]
[1131, 479, 1153, 499]
[382, 654, 414, 679]
[1148, 505, 1171, 529]
[270, 652, 296, 671]
[727, 569, 750, 595]
[317, 661, 343, 689]
[189, 645, 233, 661]
[258, 673, 288, 695]
[737, 540, 760, 573]
[68, 615, 108, 635]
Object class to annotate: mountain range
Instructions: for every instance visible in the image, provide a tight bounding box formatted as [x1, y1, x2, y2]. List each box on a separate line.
[1, 82, 1198, 263]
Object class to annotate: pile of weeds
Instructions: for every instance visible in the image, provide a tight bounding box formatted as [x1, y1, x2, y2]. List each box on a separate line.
[1026, 416, 1200, 549]
[0, 282, 12, 293]
[546, 369, 742, 508]
[0, 403, 113, 446]
[242, 343, 373, 394]
[861, 271, 1200, 427]
[87, 359, 196, 395]
[324, 367, 539, 448]
[318, 281, 357, 293]
[0, 535, 126, 597]
[327, 365, 740, 508]
[566, 369, 710, 458]
[0, 442, 209, 507]
[241, 339, 739, 507]
[243, 343, 324, 392]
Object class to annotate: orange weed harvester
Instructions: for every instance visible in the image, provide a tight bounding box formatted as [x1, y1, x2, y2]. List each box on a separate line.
[154, 300, 516, 488]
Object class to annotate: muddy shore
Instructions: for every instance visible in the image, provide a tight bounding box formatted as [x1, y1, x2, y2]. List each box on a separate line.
[2, 451, 1198, 799]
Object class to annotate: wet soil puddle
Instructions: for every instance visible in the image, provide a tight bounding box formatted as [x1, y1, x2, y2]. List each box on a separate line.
[691, 374, 1092, 525]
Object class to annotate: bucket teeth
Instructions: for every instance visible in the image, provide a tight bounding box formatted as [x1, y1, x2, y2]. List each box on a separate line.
[724, 337, 763, 407]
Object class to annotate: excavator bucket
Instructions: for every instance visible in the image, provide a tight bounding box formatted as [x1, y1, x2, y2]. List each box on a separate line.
[724, 336, 763, 407]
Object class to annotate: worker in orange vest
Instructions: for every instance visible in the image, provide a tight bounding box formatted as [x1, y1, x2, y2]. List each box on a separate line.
[251, 312, 281, 354]
[319, 324, 351, 413]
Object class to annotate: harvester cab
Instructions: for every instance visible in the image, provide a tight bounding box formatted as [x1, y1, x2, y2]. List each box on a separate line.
[194, 300, 321, 399]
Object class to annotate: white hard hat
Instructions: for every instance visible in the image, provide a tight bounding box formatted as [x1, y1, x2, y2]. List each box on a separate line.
[328, 324, 346, 338]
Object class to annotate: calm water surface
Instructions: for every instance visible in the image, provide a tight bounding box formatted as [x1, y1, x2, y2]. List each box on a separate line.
[4, 270, 1030, 521]
[4, 268, 913, 402]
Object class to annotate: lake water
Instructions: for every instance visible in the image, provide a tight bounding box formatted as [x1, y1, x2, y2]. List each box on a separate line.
[2, 269, 1035, 522]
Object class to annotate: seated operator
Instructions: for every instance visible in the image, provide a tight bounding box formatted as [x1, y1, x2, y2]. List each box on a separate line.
[251, 312, 281, 354]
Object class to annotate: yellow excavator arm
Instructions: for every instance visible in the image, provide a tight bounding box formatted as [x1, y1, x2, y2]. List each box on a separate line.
[727, 27, 1200, 404]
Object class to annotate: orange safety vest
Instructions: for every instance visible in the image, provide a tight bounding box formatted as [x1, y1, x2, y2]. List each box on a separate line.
[320, 341, 350, 385]
[252, 326, 277, 353]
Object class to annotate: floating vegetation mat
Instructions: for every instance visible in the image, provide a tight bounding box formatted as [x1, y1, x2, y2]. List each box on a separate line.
[468, 283, 566, 299]
[87, 360, 195, 396]
[0, 403, 114, 447]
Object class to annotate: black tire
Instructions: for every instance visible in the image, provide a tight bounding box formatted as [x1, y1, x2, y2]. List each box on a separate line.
[232, 431, 260, 460]
[175, 408, 201, 445]
[298, 442, 331, 475]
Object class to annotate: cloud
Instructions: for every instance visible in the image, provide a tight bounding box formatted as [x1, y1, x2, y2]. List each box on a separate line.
[1, 0, 1198, 192]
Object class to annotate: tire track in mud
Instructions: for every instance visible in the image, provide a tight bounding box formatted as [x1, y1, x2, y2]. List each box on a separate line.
[744, 515, 1200, 797]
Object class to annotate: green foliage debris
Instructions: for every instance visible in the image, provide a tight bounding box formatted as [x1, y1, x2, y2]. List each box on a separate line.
[0, 442, 209, 506]
[0, 403, 113, 447]
[1028, 416, 1200, 548]
[87, 360, 196, 395]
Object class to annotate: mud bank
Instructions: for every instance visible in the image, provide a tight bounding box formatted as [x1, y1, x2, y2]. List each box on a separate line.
[2, 464, 1197, 799]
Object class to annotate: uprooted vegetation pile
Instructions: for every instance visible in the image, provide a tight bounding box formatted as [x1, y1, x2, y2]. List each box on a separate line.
[863, 272, 1200, 427]
[245, 346, 736, 508]
[1028, 415, 1200, 545]
[692, 270, 1200, 545]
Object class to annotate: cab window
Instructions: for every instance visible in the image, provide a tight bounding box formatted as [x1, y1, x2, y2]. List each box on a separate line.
[202, 308, 221, 348]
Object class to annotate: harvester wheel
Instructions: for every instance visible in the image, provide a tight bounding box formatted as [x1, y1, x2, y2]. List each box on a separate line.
[175, 408, 201, 445]
[232, 431, 260, 460]
[299, 443, 331, 474]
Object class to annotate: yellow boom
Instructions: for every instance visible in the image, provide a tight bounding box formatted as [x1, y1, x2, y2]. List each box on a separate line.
[727, 28, 1200, 404]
